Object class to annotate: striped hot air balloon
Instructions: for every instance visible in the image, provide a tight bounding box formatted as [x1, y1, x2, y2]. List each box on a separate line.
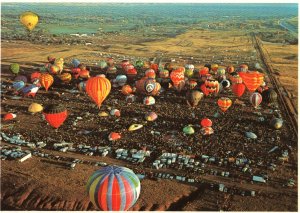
[217, 97, 232, 112]
[170, 68, 185, 86]
[239, 71, 264, 93]
[86, 166, 141, 211]
[40, 73, 54, 91]
[249, 92, 262, 108]
[86, 76, 111, 108]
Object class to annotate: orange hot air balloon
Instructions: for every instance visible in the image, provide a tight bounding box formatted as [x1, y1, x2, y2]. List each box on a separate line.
[145, 69, 156, 78]
[226, 65, 235, 74]
[170, 68, 185, 86]
[239, 64, 248, 72]
[86, 76, 111, 108]
[40, 73, 54, 91]
[43, 104, 67, 129]
[239, 71, 264, 93]
[121, 85, 133, 96]
[217, 97, 232, 112]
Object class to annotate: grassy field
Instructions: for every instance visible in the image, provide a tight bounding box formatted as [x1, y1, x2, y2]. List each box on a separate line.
[262, 42, 298, 108]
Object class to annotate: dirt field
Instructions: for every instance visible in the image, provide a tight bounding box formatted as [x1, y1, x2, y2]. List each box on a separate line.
[0, 31, 298, 211]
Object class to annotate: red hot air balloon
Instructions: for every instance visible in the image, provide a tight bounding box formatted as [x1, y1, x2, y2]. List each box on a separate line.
[145, 69, 156, 78]
[217, 97, 232, 112]
[200, 83, 209, 96]
[239, 71, 264, 93]
[232, 82, 246, 98]
[43, 104, 67, 128]
[150, 63, 159, 73]
[201, 118, 212, 127]
[250, 92, 262, 108]
[86, 76, 111, 108]
[40, 73, 54, 91]
[86, 166, 141, 211]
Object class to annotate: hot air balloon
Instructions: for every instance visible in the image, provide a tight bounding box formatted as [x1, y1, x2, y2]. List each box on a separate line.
[79, 69, 90, 79]
[239, 71, 264, 93]
[47, 56, 56, 64]
[21, 84, 39, 97]
[43, 104, 68, 129]
[121, 85, 133, 96]
[205, 78, 219, 95]
[200, 83, 209, 96]
[31, 72, 41, 83]
[9, 63, 20, 75]
[86, 166, 141, 211]
[40, 73, 54, 91]
[14, 75, 28, 84]
[20, 11, 39, 31]
[211, 64, 218, 73]
[159, 69, 169, 78]
[220, 79, 230, 89]
[249, 92, 262, 108]
[59, 72, 72, 83]
[12, 81, 25, 92]
[170, 68, 185, 91]
[201, 118, 212, 128]
[186, 90, 203, 107]
[54, 58, 64, 73]
[86, 76, 111, 108]
[72, 59, 81, 68]
[217, 97, 232, 112]
[226, 65, 235, 74]
[217, 68, 226, 76]
[136, 78, 160, 96]
[230, 75, 243, 84]
[145, 69, 156, 78]
[238, 64, 248, 72]
[232, 82, 246, 98]
[262, 88, 277, 104]
[135, 60, 144, 68]
[199, 67, 209, 78]
[150, 63, 159, 72]
[187, 80, 197, 89]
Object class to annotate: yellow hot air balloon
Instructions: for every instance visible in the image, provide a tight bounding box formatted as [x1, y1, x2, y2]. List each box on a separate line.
[20, 11, 39, 31]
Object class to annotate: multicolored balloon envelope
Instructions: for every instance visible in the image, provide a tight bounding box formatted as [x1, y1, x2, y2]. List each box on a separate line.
[170, 68, 185, 86]
[249, 92, 262, 108]
[217, 97, 232, 112]
[43, 104, 67, 129]
[86, 166, 141, 211]
[86, 76, 111, 108]
[40, 73, 54, 91]
[12, 81, 25, 91]
[239, 71, 264, 93]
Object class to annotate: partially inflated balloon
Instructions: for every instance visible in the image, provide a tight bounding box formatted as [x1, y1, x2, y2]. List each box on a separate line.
[86, 166, 140, 211]
[250, 92, 262, 108]
[43, 104, 67, 129]
[9, 63, 20, 75]
[217, 97, 232, 112]
[232, 83, 246, 98]
[86, 76, 111, 108]
[239, 71, 264, 93]
[20, 11, 39, 31]
[40, 73, 54, 91]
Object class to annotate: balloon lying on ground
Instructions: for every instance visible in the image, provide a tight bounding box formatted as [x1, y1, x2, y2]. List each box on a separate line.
[262, 88, 277, 104]
[86, 166, 141, 211]
[43, 104, 68, 129]
[20, 11, 39, 31]
[201, 118, 212, 128]
[136, 77, 161, 96]
[28, 103, 43, 113]
[186, 90, 203, 107]
[10, 63, 20, 75]
[86, 76, 111, 108]
[21, 84, 39, 97]
[13, 81, 25, 91]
